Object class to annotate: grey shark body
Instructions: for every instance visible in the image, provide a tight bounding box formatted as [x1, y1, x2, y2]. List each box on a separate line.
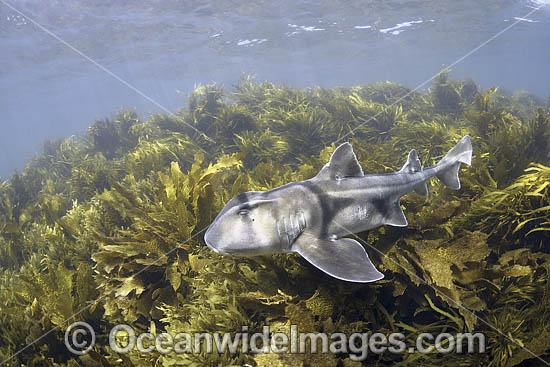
[205, 135, 472, 282]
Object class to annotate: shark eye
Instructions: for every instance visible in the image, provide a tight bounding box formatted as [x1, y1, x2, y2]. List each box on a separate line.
[237, 208, 250, 216]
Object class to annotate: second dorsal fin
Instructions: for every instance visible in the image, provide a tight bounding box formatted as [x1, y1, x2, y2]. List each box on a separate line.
[316, 143, 364, 180]
[401, 149, 422, 173]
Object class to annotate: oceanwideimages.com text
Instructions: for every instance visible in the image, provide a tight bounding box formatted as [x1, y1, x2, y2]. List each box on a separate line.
[65, 322, 486, 360]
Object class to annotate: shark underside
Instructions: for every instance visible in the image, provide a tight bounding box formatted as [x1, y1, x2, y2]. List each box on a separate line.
[205, 135, 473, 282]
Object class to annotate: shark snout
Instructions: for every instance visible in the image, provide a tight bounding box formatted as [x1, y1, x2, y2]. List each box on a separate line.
[203, 224, 219, 248]
[204, 223, 235, 255]
[204, 196, 282, 256]
[204, 225, 220, 252]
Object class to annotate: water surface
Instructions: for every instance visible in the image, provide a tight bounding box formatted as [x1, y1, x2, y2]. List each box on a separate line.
[1, 0, 549, 178]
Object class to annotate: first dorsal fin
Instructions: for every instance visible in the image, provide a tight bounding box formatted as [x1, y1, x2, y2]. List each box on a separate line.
[316, 143, 364, 180]
[401, 149, 422, 173]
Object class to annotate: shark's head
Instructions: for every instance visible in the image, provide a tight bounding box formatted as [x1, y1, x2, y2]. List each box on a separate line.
[204, 192, 281, 255]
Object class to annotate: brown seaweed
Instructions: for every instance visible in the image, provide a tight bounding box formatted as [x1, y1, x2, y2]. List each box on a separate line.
[0, 76, 549, 366]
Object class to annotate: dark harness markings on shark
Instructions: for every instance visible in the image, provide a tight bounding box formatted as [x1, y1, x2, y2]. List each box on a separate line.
[205, 136, 473, 282]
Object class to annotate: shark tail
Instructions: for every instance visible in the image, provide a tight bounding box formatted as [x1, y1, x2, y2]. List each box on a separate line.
[435, 135, 472, 190]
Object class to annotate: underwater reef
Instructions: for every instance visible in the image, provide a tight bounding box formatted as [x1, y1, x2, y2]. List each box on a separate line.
[1, 73, 550, 366]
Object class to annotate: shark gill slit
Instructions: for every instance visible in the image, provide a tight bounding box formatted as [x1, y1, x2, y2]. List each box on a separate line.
[278, 211, 307, 251]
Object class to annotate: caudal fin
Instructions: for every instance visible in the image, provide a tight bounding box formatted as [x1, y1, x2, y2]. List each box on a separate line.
[435, 135, 472, 190]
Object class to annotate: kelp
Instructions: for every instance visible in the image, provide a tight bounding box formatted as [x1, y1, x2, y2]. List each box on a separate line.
[468, 163, 550, 251]
[87, 110, 140, 159]
[429, 70, 478, 115]
[1, 75, 550, 366]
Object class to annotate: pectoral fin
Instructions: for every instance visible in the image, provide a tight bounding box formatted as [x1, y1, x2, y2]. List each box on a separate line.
[293, 234, 384, 282]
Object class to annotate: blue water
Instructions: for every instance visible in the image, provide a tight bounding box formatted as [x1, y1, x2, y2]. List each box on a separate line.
[1, 0, 549, 178]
